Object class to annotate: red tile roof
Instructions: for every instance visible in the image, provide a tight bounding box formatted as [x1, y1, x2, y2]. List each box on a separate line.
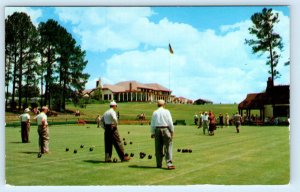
[103, 81, 171, 93]
[238, 85, 289, 109]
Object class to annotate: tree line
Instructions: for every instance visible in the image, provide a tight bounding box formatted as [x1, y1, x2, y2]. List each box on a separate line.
[5, 12, 90, 112]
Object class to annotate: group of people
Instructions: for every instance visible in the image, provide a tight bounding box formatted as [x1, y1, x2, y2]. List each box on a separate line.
[194, 111, 242, 135]
[18, 99, 246, 171]
[19, 99, 176, 170]
[19, 106, 50, 154]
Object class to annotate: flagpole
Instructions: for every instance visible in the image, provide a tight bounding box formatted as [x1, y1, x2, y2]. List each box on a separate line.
[168, 42, 174, 103]
[169, 49, 171, 94]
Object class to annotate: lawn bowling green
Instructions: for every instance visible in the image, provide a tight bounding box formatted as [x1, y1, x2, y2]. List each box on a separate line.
[5, 122, 289, 185]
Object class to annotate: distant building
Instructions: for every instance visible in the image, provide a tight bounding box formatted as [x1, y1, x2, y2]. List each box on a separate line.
[193, 98, 213, 105]
[238, 77, 290, 120]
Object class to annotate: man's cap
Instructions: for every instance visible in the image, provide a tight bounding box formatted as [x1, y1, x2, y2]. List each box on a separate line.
[110, 101, 117, 106]
[42, 106, 48, 111]
[24, 108, 30, 113]
[157, 100, 165, 105]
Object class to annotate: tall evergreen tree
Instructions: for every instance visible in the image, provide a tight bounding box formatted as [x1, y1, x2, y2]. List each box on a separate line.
[6, 14, 90, 111]
[38, 19, 60, 107]
[56, 27, 76, 111]
[245, 8, 284, 86]
[5, 12, 38, 110]
[69, 46, 90, 94]
[5, 20, 13, 110]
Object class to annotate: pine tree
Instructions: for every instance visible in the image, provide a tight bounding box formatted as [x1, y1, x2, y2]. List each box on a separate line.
[245, 8, 283, 86]
[5, 12, 38, 110]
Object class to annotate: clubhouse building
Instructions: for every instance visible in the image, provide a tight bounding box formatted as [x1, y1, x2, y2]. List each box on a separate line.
[83, 79, 175, 103]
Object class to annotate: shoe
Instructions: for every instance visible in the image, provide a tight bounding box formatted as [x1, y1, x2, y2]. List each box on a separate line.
[105, 160, 112, 163]
[167, 165, 176, 170]
[167, 160, 175, 169]
[157, 165, 162, 168]
[122, 156, 130, 162]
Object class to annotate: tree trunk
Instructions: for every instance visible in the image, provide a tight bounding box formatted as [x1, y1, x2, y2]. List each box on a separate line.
[11, 45, 17, 110]
[18, 42, 23, 110]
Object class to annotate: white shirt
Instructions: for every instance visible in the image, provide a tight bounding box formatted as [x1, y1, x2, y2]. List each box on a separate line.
[202, 114, 209, 121]
[35, 112, 48, 126]
[150, 106, 174, 134]
[103, 108, 118, 125]
[19, 113, 30, 122]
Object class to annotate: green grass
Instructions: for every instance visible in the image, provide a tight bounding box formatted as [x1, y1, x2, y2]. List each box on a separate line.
[6, 103, 240, 125]
[5, 124, 289, 185]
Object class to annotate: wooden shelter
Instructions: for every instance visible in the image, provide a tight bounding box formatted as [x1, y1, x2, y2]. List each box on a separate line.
[238, 78, 290, 121]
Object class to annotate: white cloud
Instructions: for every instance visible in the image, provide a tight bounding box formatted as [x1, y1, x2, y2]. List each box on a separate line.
[5, 7, 42, 26]
[55, 7, 155, 52]
[56, 7, 290, 103]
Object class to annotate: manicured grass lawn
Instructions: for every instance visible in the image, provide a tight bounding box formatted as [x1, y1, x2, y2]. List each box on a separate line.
[5, 123, 289, 185]
[6, 103, 240, 125]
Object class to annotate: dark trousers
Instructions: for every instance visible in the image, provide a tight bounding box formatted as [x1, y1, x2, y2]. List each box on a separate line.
[154, 128, 173, 167]
[104, 125, 125, 161]
[21, 122, 30, 143]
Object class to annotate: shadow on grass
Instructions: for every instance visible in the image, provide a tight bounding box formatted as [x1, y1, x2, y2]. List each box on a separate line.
[83, 160, 107, 164]
[9, 141, 24, 144]
[129, 165, 167, 170]
[21, 151, 39, 154]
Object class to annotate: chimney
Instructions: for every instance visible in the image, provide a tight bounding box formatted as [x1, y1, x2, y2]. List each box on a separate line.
[267, 77, 273, 91]
[96, 78, 103, 88]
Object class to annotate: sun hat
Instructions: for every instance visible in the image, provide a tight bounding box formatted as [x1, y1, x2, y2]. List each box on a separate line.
[110, 101, 117, 106]
[157, 100, 165, 106]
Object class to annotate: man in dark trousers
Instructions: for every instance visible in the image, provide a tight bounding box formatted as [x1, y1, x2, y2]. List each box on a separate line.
[19, 108, 31, 143]
[150, 100, 175, 169]
[102, 101, 130, 162]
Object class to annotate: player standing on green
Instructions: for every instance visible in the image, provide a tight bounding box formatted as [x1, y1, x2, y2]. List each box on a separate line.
[150, 100, 175, 169]
[102, 101, 130, 162]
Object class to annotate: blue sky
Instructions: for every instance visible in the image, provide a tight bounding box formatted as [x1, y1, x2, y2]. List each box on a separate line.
[5, 6, 290, 103]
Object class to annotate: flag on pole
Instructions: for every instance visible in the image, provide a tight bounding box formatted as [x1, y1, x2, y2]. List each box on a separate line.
[168, 43, 174, 54]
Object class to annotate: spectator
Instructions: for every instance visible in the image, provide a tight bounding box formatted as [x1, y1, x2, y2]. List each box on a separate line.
[219, 113, 224, 128]
[96, 115, 101, 128]
[233, 112, 242, 133]
[224, 113, 230, 127]
[202, 111, 209, 135]
[208, 111, 216, 136]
